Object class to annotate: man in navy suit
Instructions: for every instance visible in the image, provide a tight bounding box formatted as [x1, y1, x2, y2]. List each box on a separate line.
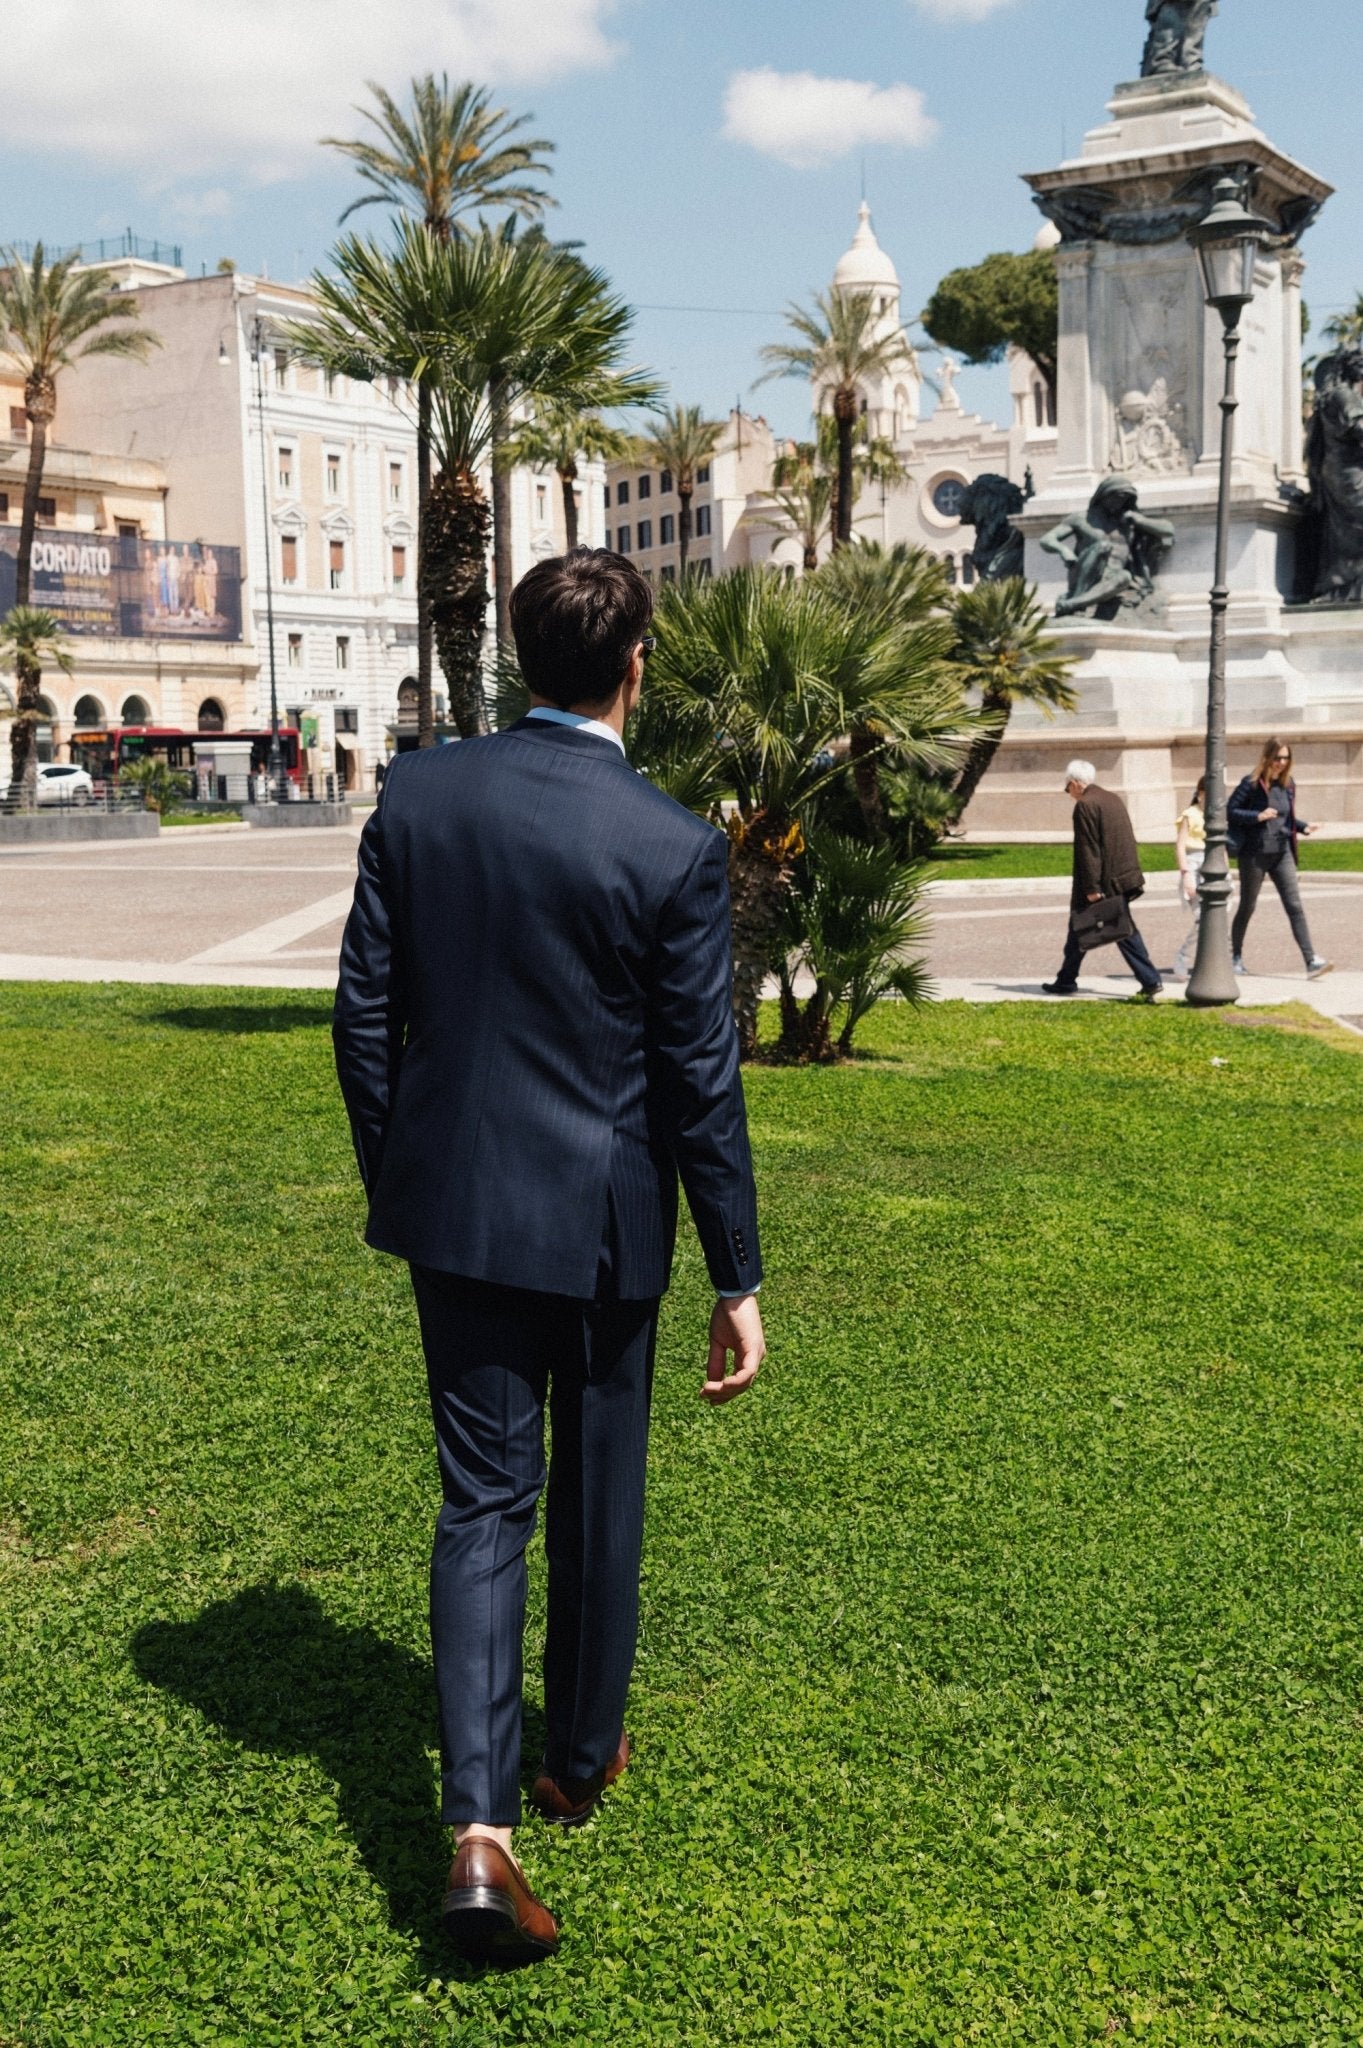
[334, 548, 764, 1963]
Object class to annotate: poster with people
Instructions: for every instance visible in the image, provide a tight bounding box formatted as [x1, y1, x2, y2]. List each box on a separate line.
[0, 528, 242, 641]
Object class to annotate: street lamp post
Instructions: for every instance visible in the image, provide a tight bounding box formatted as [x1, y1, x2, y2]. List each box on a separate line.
[1184, 178, 1271, 1008]
[250, 315, 285, 803]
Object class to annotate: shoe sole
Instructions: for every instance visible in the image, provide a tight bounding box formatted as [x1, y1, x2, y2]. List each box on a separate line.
[442, 1886, 557, 1965]
[531, 1741, 630, 1828]
[1308, 966, 1334, 980]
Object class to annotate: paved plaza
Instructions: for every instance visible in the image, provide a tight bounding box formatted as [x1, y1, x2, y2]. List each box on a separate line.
[1, 818, 1359, 1022]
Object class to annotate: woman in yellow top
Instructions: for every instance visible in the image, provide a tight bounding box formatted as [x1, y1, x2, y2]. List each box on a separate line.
[1171, 775, 1206, 981]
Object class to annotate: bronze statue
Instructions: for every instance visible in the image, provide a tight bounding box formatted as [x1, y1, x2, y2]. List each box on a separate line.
[957, 474, 1026, 582]
[1306, 350, 1363, 604]
[1142, 0, 1218, 76]
[1041, 477, 1175, 620]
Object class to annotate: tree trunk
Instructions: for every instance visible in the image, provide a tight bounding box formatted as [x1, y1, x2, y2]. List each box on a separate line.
[7, 650, 43, 802]
[803, 538, 819, 573]
[727, 811, 802, 1060]
[560, 462, 579, 552]
[678, 485, 692, 577]
[832, 386, 857, 549]
[490, 375, 514, 658]
[425, 464, 492, 739]
[416, 377, 435, 748]
[849, 725, 886, 838]
[17, 374, 55, 606]
[947, 689, 1010, 825]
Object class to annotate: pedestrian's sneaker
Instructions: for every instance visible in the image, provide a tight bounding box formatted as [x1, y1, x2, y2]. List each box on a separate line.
[1232, 954, 1246, 975]
[1307, 957, 1335, 980]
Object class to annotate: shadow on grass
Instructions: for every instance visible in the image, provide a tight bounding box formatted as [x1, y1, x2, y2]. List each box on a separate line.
[132, 1582, 546, 1980]
[150, 1005, 330, 1034]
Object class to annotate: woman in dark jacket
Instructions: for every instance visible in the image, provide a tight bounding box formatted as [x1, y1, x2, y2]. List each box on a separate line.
[1228, 738, 1332, 978]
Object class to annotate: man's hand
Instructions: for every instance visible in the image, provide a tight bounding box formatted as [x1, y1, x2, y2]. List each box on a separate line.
[1087, 891, 1103, 903]
[703, 1294, 765, 1405]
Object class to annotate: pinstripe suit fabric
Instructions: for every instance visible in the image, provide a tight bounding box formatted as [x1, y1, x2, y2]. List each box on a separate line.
[333, 717, 762, 1823]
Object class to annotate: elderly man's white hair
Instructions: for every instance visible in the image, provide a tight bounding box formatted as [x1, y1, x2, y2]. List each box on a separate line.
[1065, 759, 1098, 788]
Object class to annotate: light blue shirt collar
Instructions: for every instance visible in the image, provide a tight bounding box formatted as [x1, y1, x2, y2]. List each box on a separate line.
[525, 706, 625, 755]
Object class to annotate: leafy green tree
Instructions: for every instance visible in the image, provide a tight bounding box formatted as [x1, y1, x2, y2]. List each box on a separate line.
[323, 75, 555, 741]
[644, 568, 972, 1057]
[119, 756, 192, 816]
[0, 607, 72, 800]
[289, 222, 656, 736]
[637, 405, 724, 577]
[921, 250, 1058, 406]
[499, 401, 635, 550]
[0, 245, 158, 606]
[944, 578, 1077, 825]
[760, 290, 916, 546]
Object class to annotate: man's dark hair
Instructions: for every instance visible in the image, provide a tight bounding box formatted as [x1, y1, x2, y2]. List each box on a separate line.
[510, 548, 654, 709]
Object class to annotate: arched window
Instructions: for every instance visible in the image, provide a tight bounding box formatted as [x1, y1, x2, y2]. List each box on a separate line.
[1034, 383, 1046, 428]
[962, 556, 977, 586]
[197, 698, 225, 732]
[121, 694, 152, 725]
[396, 677, 419, 728]
[943, 554, 958, 586]
[73, 694, 106, 727]
[1046, 383, 1057, 427]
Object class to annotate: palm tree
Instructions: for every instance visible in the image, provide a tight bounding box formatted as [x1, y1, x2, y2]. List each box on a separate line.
[943, 578, 1078, 825]
[323, 75, 555, 743]
[0, 245, 159, 605]
[1322, 294, 1363, 351]
[759, 289, 916, 547]
[1, 607, 72, 802]
[498, 401, 635, 550]
[289, 223, 657, 735]
[780, 832, 932, 1063]
[759, 418, 906, 573]
[646, 568, 974, 1056]
[638, 405, 724, 577]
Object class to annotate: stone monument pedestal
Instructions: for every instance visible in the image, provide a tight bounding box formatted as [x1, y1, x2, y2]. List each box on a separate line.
[960, 68, 1363, 837]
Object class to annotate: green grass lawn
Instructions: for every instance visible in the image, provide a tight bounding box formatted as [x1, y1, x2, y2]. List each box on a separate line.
[3, 988, 1363, 2046]
[928, 841, 1363, 880]
[161, 809, 243, 827]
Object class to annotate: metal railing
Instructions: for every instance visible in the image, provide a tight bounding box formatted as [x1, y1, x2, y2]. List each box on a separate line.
[2, 784, 145, 816]
[4, 231, 183, 270]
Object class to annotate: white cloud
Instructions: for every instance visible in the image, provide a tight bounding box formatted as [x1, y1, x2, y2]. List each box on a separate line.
[4, 0, 622, 183]
[722, 69, 937, 170]
[910, 0, 1016, 18]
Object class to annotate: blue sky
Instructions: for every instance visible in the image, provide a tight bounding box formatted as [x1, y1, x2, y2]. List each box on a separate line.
[4, 0, 1360, 441]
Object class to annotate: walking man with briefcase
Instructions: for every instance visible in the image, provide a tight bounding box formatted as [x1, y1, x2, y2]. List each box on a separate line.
[1043, 760, 1164, 1001]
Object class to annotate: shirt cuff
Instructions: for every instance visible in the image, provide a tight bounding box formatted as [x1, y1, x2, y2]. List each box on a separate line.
[716, 1284, 760, 1299]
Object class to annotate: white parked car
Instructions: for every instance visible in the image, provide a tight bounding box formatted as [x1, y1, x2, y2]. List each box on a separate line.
[35, 763, 96, 806]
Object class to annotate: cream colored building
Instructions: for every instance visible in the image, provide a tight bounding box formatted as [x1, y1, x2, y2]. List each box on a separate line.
[604, 409, 775, 583]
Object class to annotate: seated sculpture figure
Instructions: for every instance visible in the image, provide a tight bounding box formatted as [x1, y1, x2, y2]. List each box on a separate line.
[1306, 350, 1363, 605]
[1041, 477, 1176, 620]
[957, 473, 1026, 583]
[1142, 0, 1218, 76]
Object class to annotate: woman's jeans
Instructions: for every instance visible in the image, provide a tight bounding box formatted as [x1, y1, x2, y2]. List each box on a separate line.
[1173, 852, 1204, 976]
[1231, 850, 1315, 964]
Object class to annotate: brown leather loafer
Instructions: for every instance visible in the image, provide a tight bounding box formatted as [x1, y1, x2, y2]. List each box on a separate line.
[442, 1836, 558, 1965]
[529, 1731, 630, 1827]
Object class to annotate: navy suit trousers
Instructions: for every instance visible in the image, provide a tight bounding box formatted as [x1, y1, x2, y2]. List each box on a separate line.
[410, 1266, 658, 1826]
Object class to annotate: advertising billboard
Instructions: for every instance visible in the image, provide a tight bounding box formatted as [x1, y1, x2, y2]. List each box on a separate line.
[0, 528, 242, 641]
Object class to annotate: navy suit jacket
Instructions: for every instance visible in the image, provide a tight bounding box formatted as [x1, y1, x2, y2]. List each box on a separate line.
[333, 717, 761, 1302]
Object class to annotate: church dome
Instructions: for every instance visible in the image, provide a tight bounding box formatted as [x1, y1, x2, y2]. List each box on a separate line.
[1033, 218, 1062, 253]
[833, 202, 899, 293]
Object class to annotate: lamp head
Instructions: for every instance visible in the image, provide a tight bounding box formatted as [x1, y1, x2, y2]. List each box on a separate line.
[1189, 177, 1272, 318]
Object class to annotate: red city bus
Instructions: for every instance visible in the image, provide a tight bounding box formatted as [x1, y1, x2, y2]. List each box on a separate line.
[70, 725, 304, 787]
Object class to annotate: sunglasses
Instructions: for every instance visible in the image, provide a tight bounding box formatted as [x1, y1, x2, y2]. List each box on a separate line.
[640, 635, 656, 660]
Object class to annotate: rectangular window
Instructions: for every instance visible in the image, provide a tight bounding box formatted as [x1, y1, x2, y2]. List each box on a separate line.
[335, 707, 359, 734]
[9, 406, 28, 440]
[389, 461, 403, 505]
[281, 534, 299, 584]
[335, 635, 350, 670]
[660, 563, 676, 584]
[535, 483, 548, 522]
[37, 495, 56, 521]
[660, 469, 673, 494]
[617, 526, 631, 554]
[637, 474, 651, 500]
[0, 492, 9, 519]
[697, 463, 711, 484]
[272, 347, 289, 386]
[287, 632, 303, 668]
[637, 519, 652, 551]
[695, 504, 712, 537]
[659, 513, 675, 546]
[277, 446, 293, 492]
[694, 556, 713, 580]
[325, 452, 342, 497]
[391, 543, 407, 592]
[329, 539, 345, 589]
[616, 480, 630, 505]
